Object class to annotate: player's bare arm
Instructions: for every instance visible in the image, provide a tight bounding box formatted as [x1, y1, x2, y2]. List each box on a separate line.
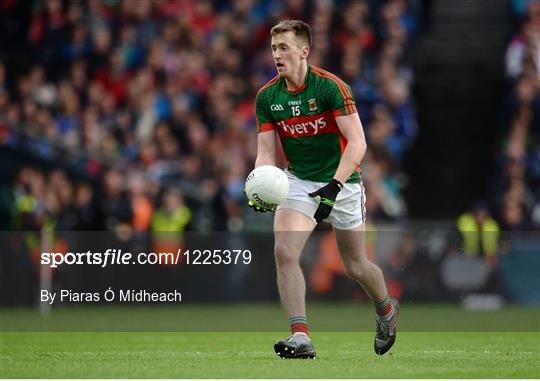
[333, 112, 367, 184]
[255, 130, 276, 168]
[308, 112, 367, 223]
[246, 130, 279, 213]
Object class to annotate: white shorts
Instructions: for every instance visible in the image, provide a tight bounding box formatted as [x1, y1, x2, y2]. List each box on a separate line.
[277, 171, 366, 230]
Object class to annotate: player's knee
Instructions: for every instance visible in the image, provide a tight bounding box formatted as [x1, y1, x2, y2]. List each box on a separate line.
[344, 262, 368, 282]
[274, 243, 298, 267]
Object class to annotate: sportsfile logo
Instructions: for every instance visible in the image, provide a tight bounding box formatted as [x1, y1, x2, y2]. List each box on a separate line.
[271, 104, 284, 111]
[277, 117, 327, 135]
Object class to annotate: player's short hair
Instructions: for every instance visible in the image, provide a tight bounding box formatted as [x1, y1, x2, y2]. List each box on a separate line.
[270, 19, 312, 48]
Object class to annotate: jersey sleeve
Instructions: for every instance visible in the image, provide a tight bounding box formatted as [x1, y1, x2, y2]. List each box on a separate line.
[325, 80, 357, 117]
[255, 90, 275, 133]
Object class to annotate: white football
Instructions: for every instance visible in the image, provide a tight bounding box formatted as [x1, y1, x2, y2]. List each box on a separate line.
[245, 165, 289, 209]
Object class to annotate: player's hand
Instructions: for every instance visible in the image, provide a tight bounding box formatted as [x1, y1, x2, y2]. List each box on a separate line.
[244, 189, 274, 213]
[308, 179, 343, 223]
[247, 199, 274, 213]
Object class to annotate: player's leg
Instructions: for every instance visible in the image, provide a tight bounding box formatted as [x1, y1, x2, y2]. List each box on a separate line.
[273, 207, 316, 358]
[333, 224, 399, 355]
[333, 224, 387, 301]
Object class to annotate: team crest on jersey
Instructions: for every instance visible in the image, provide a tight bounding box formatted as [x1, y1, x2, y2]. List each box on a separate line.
[308, 98, 317, 111]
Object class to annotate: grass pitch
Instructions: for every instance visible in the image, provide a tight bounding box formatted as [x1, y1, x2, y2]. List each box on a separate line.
[1, 304, 539, 378]
[2, 332, 538, 378]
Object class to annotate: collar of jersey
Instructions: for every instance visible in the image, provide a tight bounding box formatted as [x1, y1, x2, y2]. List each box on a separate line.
[283, 65, 310, 94]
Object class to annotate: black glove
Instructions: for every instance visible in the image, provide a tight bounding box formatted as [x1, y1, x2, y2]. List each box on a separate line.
[244, 189, 274, 213]
[308, 179, 343, 223]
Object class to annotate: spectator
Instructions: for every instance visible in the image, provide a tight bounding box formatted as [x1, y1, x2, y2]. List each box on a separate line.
[457, 202, 500, 268]
[99, 168, 133, 231]
[151, 188, 191, 264]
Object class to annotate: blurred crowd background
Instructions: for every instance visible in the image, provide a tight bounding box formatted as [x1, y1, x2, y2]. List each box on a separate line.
[0, 0, 421, 232]
[0, 0, 539, 306]
[498, 0, 540, 232]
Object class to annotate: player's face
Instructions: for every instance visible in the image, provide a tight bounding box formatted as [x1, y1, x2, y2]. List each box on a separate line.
[271, 31, 308, 77]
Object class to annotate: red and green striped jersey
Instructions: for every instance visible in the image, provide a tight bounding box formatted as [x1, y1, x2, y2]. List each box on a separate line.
[256, 64, 360, 183]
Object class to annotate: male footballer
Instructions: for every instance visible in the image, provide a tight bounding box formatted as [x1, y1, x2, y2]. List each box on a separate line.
[249, 19, 399, 358]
